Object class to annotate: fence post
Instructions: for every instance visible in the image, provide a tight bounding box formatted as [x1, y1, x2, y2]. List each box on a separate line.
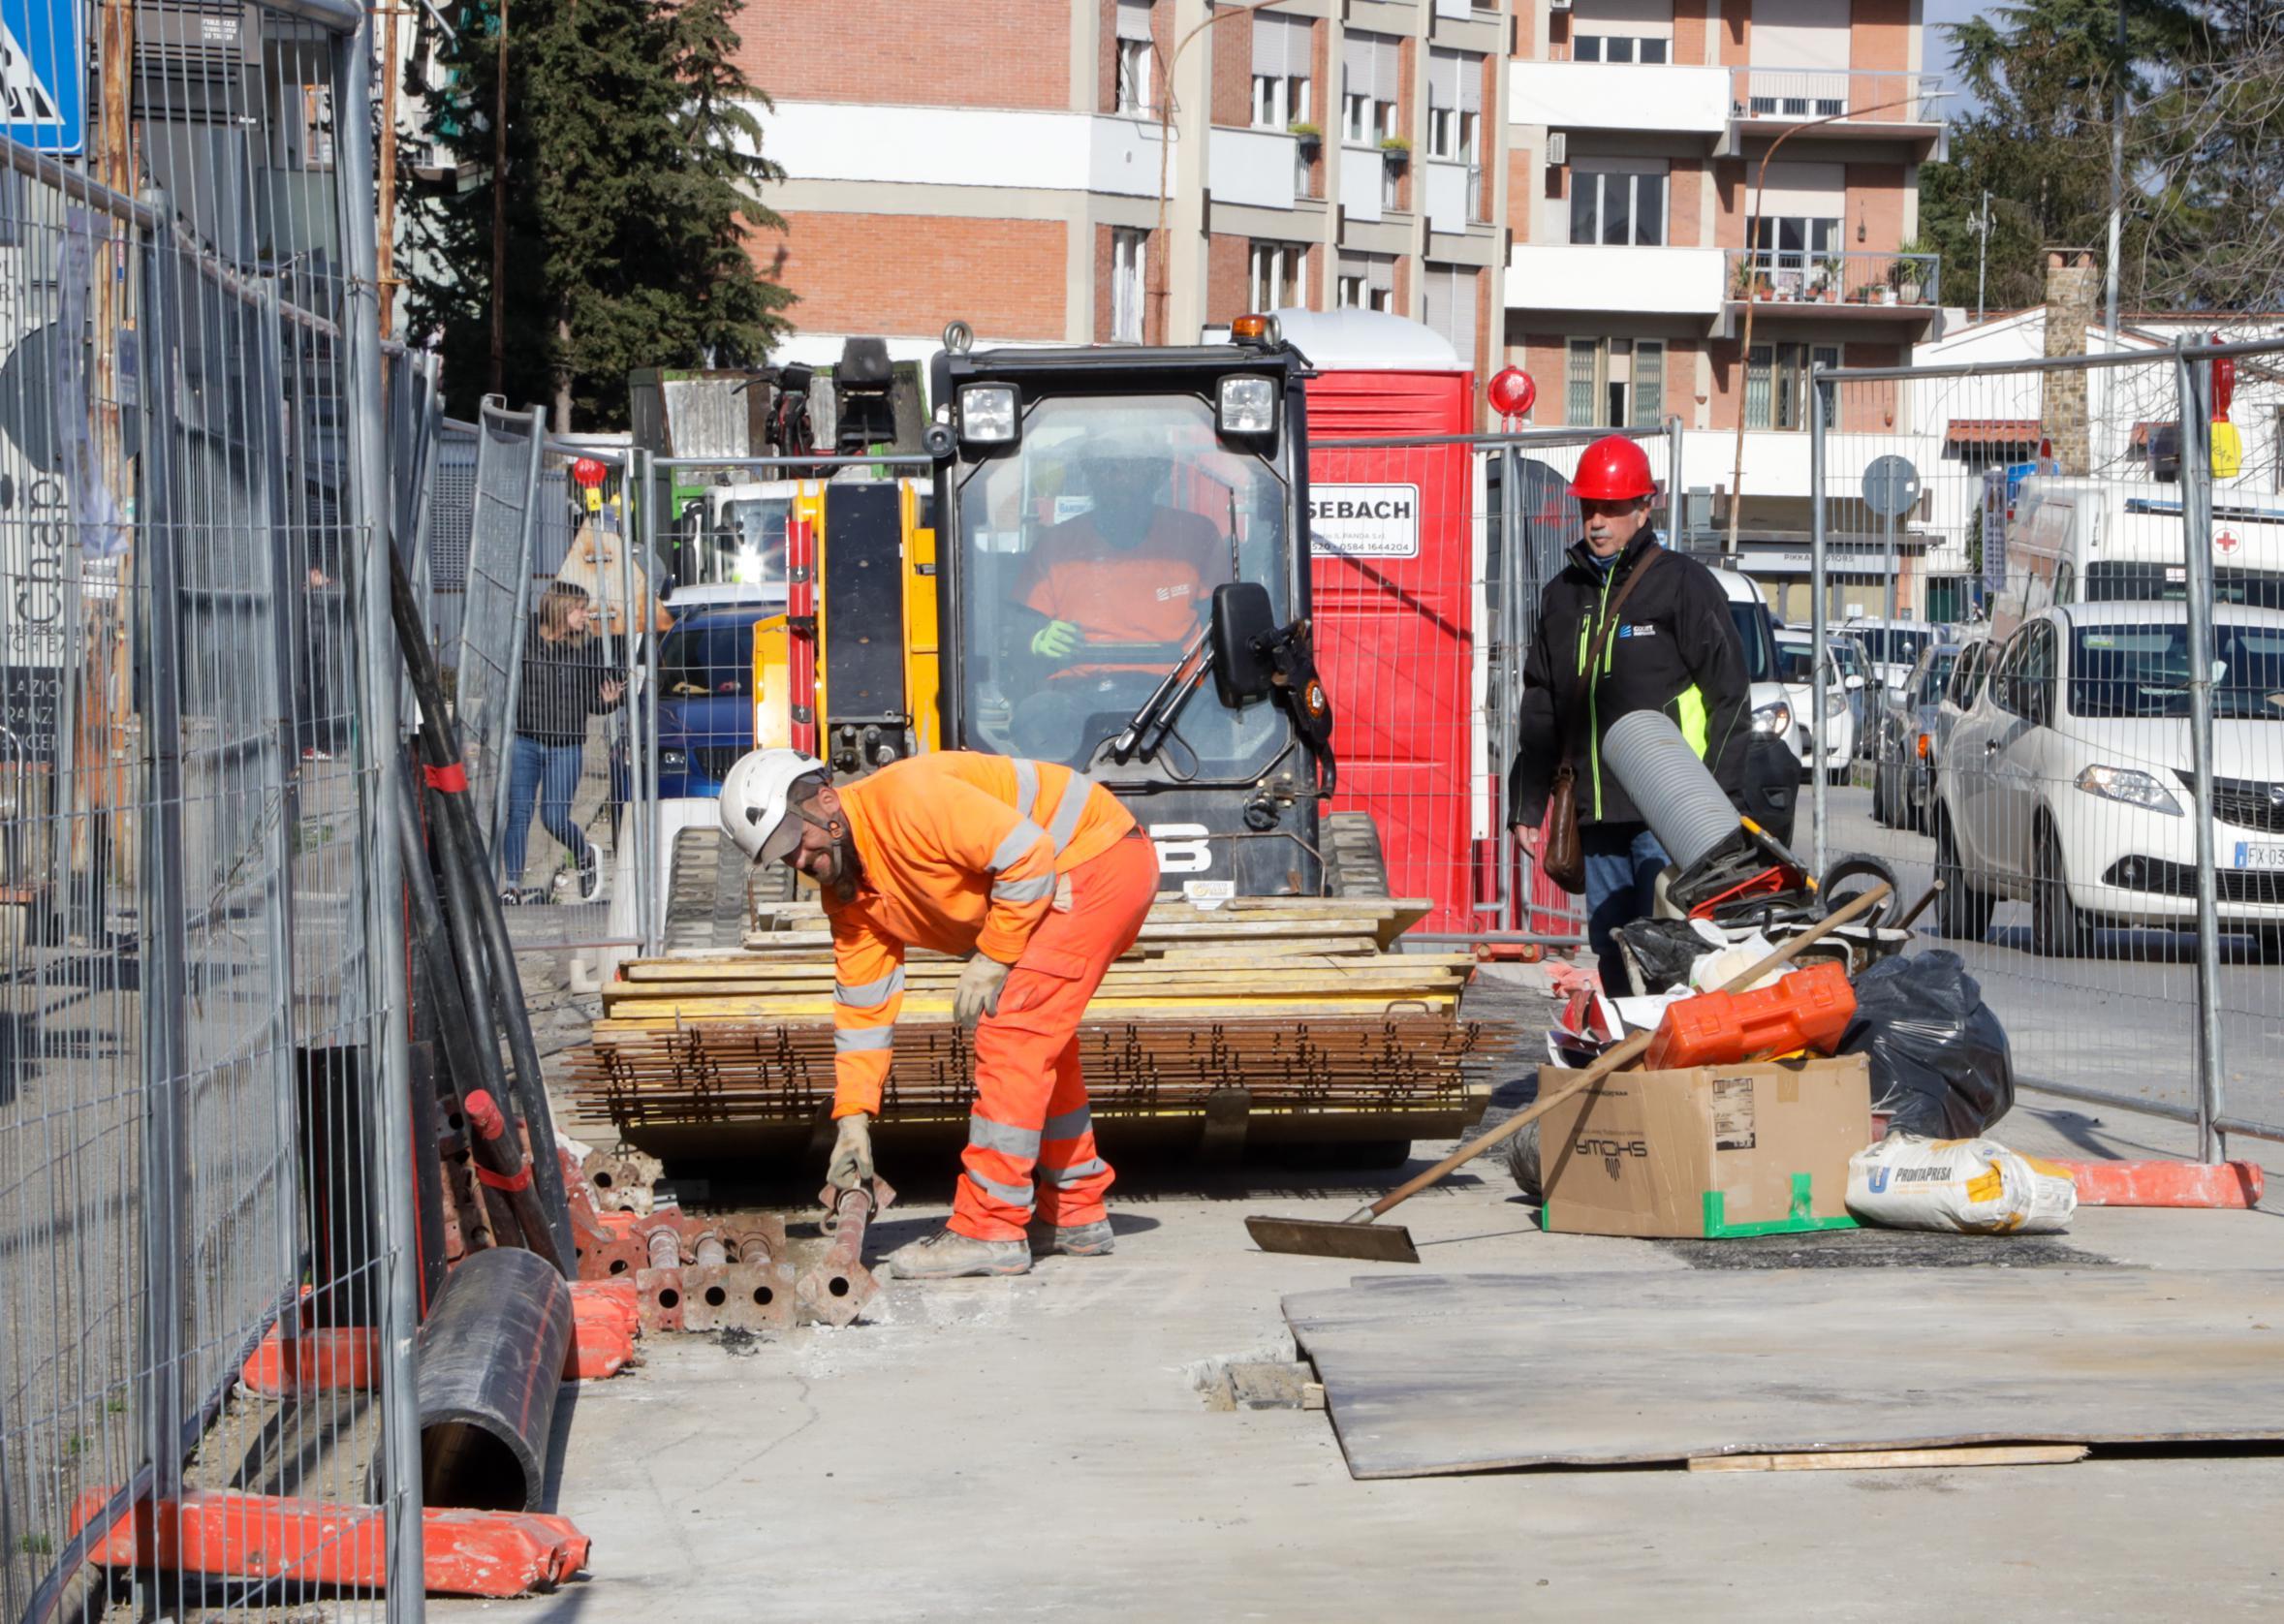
[640, 451, 665, 954]
[1807, 371, 1832, 881]
[1665, 414, 1683, 548]
[334, 17, 428, 1615]
[2173, 348, 2227, 1163]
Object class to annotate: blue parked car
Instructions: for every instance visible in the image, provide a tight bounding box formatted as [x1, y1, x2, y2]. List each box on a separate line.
[641, 604, 773, 799]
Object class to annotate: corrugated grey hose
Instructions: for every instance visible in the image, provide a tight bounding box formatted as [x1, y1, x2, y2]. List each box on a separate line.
[1602, 709, 1740, 870]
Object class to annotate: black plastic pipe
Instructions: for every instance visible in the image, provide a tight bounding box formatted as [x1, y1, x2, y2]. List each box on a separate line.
[387, 544, 575, 1270]
[411, 1245, 574, 1512]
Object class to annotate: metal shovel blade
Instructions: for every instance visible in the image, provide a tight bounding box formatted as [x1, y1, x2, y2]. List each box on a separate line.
[1244, 1214, 1421, 1264]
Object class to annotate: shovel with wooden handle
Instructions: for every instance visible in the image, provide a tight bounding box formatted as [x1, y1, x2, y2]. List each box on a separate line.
[1243, 882, 1895, 1263]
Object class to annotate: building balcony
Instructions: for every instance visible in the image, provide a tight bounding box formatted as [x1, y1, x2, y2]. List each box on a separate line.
[1508, 60, 1731, 135]
[1209, 126, 1304, 211]
[1723, 69, 1946, 155]
[1507, 243, 1726, 315]
[1724, 249, 1941, 319]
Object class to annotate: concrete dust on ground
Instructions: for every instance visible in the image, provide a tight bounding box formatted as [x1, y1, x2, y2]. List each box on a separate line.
[482, 947, 2284, 1622]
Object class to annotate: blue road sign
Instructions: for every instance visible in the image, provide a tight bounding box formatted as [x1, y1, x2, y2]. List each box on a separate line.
[0, 0, 82, 156]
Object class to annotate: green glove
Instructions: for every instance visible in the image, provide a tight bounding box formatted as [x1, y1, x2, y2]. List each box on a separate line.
[1030, 619, 1081, 659]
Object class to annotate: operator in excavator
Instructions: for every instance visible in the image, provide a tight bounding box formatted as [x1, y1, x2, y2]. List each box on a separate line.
[720, 746, 1158, 1279]
[1013, 426, 1232, 678]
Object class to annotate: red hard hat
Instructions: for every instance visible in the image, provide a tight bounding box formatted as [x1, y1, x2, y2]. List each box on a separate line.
[1570, 435, 1655, 502]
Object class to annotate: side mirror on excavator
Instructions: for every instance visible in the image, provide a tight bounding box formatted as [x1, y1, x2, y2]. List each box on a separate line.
[1209, 582, 1277, 706]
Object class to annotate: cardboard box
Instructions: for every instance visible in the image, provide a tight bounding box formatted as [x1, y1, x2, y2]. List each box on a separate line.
[1537, 1054, 1870, 1238]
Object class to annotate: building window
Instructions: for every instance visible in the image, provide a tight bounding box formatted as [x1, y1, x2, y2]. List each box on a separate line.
[1336, 254, 1395, 312]
[1744, 342, 1839, 431]
[1342, 32, 1400, 145]
[1111, 228, 1147, 343]
[1566, 339, 1667, 429]
[1250, 240, 1303, 310]
[1115, 37, 1151, 112]
[1569, 168, 1667, 246]
[1747, 215, 1841, 294]
[1253, 73, 1310, 130]
[1343, 91, 1396, 145]
[1575, 35, 1669, 63]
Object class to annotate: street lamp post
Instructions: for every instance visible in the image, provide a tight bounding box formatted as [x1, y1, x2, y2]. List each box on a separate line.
[1723, 86, 1952, 559]
[1151, 1, 1285, 343]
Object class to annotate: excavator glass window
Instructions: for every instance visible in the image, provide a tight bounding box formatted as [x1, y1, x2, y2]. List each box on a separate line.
[954, 393, 1294, 779]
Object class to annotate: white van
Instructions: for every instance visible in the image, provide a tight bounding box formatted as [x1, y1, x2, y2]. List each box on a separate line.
[1993, 476, 2284, 641]
[1706, 565, 1811, 764]
[1699, 565, 1806, 845]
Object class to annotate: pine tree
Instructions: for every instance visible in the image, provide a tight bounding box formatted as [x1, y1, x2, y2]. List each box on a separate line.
[402, 0, 795, 428]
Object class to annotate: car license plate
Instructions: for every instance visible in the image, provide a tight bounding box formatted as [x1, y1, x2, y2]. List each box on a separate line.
[2235, 842, 2284, 871]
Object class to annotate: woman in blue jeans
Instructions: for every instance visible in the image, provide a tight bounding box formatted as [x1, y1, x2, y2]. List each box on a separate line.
[501, 583, 625, 901]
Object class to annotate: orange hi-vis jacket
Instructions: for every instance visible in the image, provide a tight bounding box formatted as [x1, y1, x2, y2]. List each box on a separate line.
[827, 752, 1138, 1117]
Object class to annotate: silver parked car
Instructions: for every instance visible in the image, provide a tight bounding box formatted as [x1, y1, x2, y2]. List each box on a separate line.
[1872, 638, 1974, 831]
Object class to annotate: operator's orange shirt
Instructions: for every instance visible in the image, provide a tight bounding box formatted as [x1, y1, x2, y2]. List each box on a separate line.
[1017, 508, 1229, 646]
[825, 752, 1137, 1117]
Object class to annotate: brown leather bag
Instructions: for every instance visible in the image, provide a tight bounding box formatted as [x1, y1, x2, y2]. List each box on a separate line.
[1540, 547, 1663, 893]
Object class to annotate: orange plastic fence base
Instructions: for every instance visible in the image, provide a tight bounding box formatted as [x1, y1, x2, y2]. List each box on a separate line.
[2059, 1159, 2265, 1208]
[239, 1278, 643, 1393]
[70, 1490, 590, 1599]
[239, 1328, 381, 1397]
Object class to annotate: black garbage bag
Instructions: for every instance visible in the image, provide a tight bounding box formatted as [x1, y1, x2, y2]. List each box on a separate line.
[1611, 918, 1710, 995]
[1838, 950, 2015, 1138]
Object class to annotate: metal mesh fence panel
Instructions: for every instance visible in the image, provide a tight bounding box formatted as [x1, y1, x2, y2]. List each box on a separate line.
[1808, 343, 2284, 1147]
[453, 399, 545, 857]
[493, 441, 651, 950]
[423, 418, 478, 668]
[1308, 428, 1679, 941]
[0, 3, 419, 1617]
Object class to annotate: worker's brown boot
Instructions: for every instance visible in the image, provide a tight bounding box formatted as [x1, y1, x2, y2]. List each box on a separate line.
[1030, 1219, 1114, 1258]
[882, 1228, 1031, 1280]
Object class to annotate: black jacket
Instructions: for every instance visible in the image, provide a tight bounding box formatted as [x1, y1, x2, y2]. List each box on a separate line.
[515, 624, 624, 747]
[1508, 529, 1750, 829]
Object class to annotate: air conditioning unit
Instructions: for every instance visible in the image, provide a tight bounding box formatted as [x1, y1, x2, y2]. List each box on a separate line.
[1549, 0, 1572, 11]
[1547, 133, 1568, 167]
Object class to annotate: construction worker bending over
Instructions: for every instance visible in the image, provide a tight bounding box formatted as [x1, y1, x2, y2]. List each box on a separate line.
[722, 748, 1157, 1278]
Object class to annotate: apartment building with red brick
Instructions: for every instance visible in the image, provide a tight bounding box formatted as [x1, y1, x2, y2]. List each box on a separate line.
[1503, 0, 1946, 612]
[740, 0, 1512, 387]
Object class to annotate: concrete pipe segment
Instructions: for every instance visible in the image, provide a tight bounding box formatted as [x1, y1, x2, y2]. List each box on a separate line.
[411, 1245, 576, 1512]
[1601, 709, 1740, 871]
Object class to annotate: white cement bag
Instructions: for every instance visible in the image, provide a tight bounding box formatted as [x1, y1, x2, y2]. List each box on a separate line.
[1846, 1134, 2079, 1234]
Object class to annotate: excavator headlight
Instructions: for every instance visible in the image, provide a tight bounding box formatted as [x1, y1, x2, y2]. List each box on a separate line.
[1217, 375, 1276, 438]
[957, 384, 1018, 448]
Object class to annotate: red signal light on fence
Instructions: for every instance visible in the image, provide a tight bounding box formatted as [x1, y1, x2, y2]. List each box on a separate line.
[571, 456, 609, 514]
[1487, 366, 1536, 420]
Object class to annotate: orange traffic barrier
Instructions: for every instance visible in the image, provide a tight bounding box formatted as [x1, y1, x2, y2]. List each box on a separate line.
[240, 1327, 380, 1397]
[1644, 960, 1857, 1071]
[2058, 1159, 2265, 1209]
[71, 1489, 589, 1598]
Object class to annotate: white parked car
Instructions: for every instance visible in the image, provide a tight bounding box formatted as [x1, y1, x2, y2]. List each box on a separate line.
[1774, 628, 1858, 783]
[1931, 602, 2284, 957]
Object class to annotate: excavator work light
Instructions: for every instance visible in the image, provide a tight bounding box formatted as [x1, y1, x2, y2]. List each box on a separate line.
[1217, 375, 1276, 437]
[957, 384, 1018, 447]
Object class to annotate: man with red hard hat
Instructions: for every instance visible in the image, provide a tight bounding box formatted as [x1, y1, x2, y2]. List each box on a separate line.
[1507, 434, 1750, 991]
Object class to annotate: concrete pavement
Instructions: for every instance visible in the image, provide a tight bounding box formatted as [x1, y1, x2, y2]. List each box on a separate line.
[466, 1039, 2283, 1621]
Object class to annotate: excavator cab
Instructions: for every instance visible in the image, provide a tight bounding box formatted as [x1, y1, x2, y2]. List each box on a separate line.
[930, 323, 1342, 898]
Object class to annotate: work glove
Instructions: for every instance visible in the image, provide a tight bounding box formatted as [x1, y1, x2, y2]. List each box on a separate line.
[826, 1112, 874, 1192]
[953, 953, 1013, 1029]
[1030, 619, 1081, 659]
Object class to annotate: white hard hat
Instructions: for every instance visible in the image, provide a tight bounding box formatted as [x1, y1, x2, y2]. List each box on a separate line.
[719, 747, 828, 862]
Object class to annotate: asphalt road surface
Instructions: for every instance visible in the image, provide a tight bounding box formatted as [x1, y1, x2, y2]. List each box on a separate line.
[1807, 784, 2284, 1139]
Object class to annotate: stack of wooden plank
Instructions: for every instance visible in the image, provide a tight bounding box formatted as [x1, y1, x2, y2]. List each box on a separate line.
[569, 896, 1517, 1152]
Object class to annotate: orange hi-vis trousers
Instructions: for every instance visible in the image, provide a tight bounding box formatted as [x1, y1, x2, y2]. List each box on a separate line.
[951, 829, 1159, 1242]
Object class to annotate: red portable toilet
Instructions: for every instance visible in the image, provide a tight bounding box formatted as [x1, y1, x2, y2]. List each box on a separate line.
[1282, 309, 1485, 935]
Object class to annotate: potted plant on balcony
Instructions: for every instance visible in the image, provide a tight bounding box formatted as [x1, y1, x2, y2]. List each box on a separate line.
[1379, 134, 1411, 172]
[1290, 120, 1323, 159]
[1890, 236, 1932, 304]
[1818, 251, 1846, 302]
